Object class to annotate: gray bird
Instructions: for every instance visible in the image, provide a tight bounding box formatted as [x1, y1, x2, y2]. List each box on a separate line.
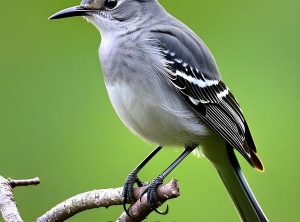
[49, 0, 267, 221]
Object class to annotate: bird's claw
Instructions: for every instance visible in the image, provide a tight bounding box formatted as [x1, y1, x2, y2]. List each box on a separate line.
[140, 176, 169, 215]
[122, 171, 141, 217]
[153, 204, 169, 215]
[123, 173, 169, 216]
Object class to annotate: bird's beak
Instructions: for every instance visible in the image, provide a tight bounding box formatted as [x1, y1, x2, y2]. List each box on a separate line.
[49, 6, 94, 20]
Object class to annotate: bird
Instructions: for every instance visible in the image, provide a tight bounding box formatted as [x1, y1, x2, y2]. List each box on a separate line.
[49, 0, 268, 221]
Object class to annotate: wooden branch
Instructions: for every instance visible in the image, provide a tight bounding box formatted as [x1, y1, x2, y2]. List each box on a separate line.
[36, 179, 180, 222]
[8, 177, 40, 189]
[0, 174, 179, 222]
[0, 176, 40, 222]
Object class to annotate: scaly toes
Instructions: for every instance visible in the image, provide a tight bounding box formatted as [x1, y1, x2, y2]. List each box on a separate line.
[122, 172, 141, 216]
[140, 176, 169, 215]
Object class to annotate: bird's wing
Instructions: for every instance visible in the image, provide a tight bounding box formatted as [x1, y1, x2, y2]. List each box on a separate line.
[150, 29, 263, 170]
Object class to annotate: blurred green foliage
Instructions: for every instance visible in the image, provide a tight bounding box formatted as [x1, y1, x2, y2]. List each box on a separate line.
[0, 0, 299, 221]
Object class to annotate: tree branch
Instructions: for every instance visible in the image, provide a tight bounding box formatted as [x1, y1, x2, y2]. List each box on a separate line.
[0, 176, 40, 222]
[36, 179, 180, 222]
[0, 174, 179, 222]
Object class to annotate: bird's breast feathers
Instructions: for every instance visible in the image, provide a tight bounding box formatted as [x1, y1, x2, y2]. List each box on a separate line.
[105, 80, 210, 147]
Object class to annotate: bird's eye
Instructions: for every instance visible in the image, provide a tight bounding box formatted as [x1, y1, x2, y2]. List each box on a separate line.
[104, 0, 118, 9]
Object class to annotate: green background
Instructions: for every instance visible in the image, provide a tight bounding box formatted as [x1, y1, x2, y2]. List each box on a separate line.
[0, 0, 299, 221]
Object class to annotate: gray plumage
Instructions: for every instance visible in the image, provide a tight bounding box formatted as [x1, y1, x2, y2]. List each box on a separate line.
[93, 0, 255, 162]
[49, 1, 267, 221]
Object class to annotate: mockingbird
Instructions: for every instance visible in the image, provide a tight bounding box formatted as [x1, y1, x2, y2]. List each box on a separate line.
[49, 0, 267, 221]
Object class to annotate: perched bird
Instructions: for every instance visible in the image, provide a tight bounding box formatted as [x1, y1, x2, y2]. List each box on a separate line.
[49, 0, 267, 221]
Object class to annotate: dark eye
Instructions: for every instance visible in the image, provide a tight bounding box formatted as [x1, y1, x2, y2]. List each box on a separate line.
[104, 0, 118, 9]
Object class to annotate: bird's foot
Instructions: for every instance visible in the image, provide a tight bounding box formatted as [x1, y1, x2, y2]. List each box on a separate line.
[122, 170, 144, 216]
[140, 175, 169, 215]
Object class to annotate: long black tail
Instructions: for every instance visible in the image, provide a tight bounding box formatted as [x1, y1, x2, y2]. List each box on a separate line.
[216, 145, 268, 221]
[202, 136, 268, 221]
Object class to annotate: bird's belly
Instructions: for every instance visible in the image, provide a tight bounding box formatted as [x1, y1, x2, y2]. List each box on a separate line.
[105, 81, 210, 146]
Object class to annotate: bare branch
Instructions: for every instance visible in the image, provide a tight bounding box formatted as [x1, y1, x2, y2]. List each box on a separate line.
[0, 176, 40, 222]
[0, 174, 179, 222]
[8, 177, 40, 188]
[36, 179, 180, 222]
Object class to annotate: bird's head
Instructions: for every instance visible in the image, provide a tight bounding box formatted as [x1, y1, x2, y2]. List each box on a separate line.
[49, 0, 161, 35]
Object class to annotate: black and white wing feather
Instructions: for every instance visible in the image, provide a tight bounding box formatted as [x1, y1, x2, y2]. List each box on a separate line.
[151, 29, 262, 169]
[164, 49, 248, 154]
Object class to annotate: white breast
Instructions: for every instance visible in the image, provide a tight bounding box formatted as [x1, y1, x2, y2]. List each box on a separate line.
[99, 31, 210, 147]
[105, 80, 210, 147]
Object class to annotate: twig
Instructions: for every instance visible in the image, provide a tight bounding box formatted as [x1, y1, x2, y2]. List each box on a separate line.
[36, 179, 180, 222]
[0, 176, 40, 222]
[8, 177, 40, 188]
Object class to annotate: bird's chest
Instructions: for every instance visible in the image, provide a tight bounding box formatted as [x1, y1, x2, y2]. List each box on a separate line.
[105, 80, 172, 144]
[98, 36, 209, 146]
[104, 79, 208, 146]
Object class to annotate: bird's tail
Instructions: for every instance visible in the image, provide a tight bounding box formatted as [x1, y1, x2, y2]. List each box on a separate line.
[202, 138, 268, 221]
[217, 145, 268, 221]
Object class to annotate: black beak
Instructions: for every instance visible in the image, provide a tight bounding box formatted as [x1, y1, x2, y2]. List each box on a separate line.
[49, 6, 94, 20]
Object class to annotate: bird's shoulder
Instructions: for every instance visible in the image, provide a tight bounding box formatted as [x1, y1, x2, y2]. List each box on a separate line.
[146, 18, 220, 80]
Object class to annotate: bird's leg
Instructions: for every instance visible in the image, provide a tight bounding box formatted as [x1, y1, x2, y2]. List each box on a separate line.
[122, 145, 162, 216]
[141, 145, 196, 215]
